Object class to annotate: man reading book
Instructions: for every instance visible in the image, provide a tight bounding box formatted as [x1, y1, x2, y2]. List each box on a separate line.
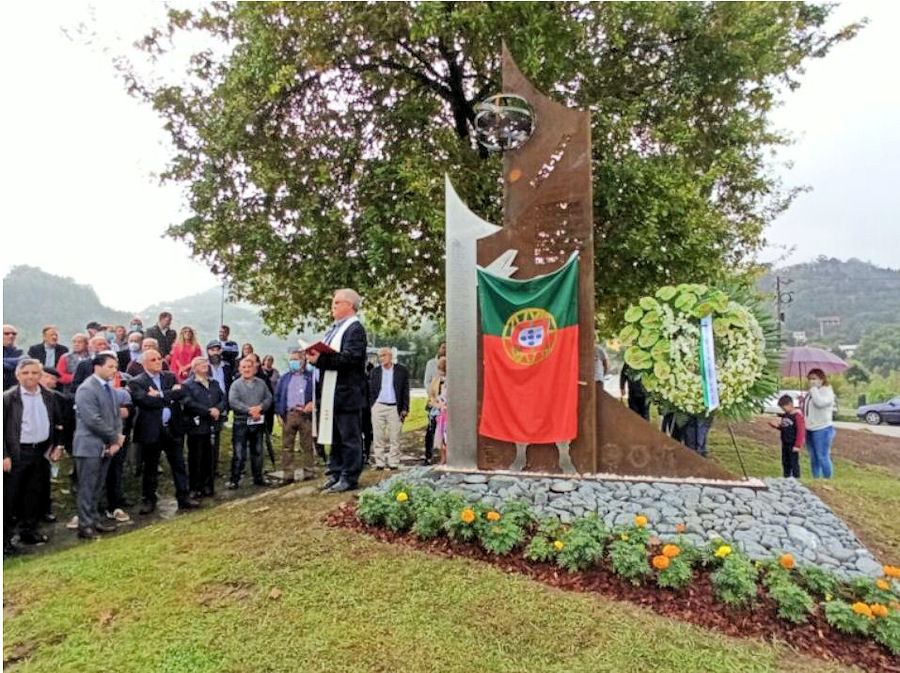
[306, 288, 368, 494]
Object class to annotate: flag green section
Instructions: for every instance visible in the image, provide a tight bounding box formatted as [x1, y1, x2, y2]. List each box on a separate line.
[477, 254, 579, 336]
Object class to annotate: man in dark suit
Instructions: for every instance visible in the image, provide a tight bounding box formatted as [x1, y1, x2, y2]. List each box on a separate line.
[367, 347, 410, 471]
[306, 288, 368, 494]
[118, 331, 143, 372]
[144, 312, 176, 359]
[3, 359, 64, 553]
[27, 326, 69, 369]
[128, 349, 195, 513]
[72, 353, 124, 540]
[3, 324, 23, 391]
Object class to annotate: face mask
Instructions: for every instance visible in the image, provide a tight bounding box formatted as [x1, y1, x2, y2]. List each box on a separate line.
[106, 332, 116, 342]
[288, 360, 301, 372]
[809, 379, 822, 388]
[208, 354, 221, 365]
[306, 363, 314, 373]
[128, 342, 141, 352]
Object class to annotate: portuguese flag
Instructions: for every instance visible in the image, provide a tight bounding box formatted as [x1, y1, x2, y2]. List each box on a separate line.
[477, 253, 579, 444]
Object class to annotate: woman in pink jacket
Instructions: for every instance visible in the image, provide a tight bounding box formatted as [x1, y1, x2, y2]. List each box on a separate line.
[170, 326, 202, 383]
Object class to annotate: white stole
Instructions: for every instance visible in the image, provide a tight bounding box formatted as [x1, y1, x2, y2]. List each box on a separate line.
[313, 315, 359, 445]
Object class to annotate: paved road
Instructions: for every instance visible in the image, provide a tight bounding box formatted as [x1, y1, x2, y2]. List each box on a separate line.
[833, 420, 900, 439]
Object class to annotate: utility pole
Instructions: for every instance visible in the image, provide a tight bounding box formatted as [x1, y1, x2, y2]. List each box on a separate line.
[775, 276, 793, 384]
[220, 281, 226, 329]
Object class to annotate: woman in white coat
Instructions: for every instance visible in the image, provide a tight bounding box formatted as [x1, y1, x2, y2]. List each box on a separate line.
[803, 368, 836, 478]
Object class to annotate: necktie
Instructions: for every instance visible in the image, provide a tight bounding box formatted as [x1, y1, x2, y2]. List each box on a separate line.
[103, 382, 115, 409]
[323, 323, 338, 345]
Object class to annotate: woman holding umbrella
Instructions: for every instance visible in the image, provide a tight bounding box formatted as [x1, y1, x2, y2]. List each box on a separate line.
[803, 368, 836, 478]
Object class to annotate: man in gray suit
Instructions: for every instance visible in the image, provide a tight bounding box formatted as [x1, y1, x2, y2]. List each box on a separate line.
[73, 353, 125, 540]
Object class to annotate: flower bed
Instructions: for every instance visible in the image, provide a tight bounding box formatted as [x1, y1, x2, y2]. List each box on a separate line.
[326, 482, 900, 671]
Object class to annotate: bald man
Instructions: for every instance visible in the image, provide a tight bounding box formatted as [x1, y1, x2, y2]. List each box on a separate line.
[306, 289, 368, 493]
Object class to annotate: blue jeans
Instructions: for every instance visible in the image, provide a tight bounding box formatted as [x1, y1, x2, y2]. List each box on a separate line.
[806, 426, 835, 478]
[231, 422, 264, 485]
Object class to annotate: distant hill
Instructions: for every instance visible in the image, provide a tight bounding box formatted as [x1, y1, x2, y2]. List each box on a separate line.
[759, 257, 900, 346]
[2, 266, 299, 364]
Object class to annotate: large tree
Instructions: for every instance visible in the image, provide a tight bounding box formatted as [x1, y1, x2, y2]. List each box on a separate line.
[121, 1, 859, 332]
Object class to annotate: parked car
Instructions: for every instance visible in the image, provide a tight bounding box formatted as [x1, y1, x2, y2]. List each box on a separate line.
[762, 390, 802, 415]
[856, 397, 900, 425]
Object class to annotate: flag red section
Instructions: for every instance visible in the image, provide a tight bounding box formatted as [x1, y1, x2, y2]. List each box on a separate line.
[479, 326, 579, 444]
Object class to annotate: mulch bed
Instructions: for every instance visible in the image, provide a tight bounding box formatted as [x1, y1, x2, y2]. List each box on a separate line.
[326, 501, 899, 672]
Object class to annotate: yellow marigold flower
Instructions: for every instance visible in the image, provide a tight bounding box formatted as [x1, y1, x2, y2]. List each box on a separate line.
[870, 603, 889, 618]
[825, 593, 833, 602]
[634, 515, 648, 528]
[553, 540, 565, 552]
[620, 533, 630, 541]
[876, 579, 891, 591]
[662, 544, 680, 558]
[852, 602, 873, 619]
[395, 492, 408, 503]
[460, 508, 476, 524]
[715, 545, 733, 559]
[486, 510, 501, 522]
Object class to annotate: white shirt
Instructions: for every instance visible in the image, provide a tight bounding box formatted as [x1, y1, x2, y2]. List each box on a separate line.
[376, 365, 397, 405]
[19, 386, 50, 444]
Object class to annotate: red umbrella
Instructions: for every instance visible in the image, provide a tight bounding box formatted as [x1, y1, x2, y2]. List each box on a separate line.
[780, 346, 848, 378]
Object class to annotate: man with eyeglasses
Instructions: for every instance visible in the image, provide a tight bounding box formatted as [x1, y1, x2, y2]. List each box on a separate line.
[306, 289, 368, 494]
[3, 325, 23, 391]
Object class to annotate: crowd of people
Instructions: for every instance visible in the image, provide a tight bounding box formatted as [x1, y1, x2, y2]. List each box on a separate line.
[3, 290, 447, 556]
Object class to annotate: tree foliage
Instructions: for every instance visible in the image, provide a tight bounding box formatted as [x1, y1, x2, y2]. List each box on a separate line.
[857, 324, 900, 376]
[121, 1, 860, 333]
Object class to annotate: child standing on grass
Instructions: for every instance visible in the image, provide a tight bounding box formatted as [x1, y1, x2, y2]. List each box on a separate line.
[770, 394, 805, 478]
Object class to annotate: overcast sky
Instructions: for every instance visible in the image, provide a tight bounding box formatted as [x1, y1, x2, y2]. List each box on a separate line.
[1, 1, 897, 314]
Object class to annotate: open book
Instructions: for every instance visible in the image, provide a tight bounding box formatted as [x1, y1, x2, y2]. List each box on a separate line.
[298, 338, 336, 355]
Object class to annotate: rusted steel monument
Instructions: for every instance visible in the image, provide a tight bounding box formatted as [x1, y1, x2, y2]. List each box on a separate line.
[445, 47, 739, 482]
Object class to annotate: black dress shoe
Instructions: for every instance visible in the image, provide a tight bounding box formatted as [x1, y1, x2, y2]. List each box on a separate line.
[325, 479, 352, 494]
[138, 502, 157, 515]
[178, 499, 199, 511]
[94, 522, 116, 533]
[77, 527, 98, 540]
[319, 477, 339, 491]
[19, 531, 48, 545]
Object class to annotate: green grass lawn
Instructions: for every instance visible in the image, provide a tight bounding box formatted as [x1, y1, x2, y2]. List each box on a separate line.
[707, 429, 900, 562]
[4, 478, 849, 673]
[6, 409, 888, 672]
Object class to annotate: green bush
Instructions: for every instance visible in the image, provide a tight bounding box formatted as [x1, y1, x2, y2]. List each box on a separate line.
[823, 600, 871, 637]
[656, 554, 693, 590]
[765, 576, 814, 624]
[444, 501, 484, 542]
[710, 554, 758, 608]
[556, 515, 607, 573]
[873, 610, 900, 656]
[524, 519, 564, 564]
[357, 490, 391, 526]
[797, 565, 839, 599]
[609, 539, 650, 584]
[477, 513, 527, 556]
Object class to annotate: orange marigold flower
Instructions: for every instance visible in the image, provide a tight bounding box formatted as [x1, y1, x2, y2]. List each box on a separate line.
[662, 544, 681, 558]
[486, 510, 501, 522]
[876, 579, 891, 591]
[779, 553, 795, 570]
[870, 603, 889, 618]
[883, 565, 900, 578]
[675, 523, 686, 534]
[652, 555, 670, 570]
[460, 508, 476, 524]
[634, 515, 648, 528]
[852, 602, 874, 618]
